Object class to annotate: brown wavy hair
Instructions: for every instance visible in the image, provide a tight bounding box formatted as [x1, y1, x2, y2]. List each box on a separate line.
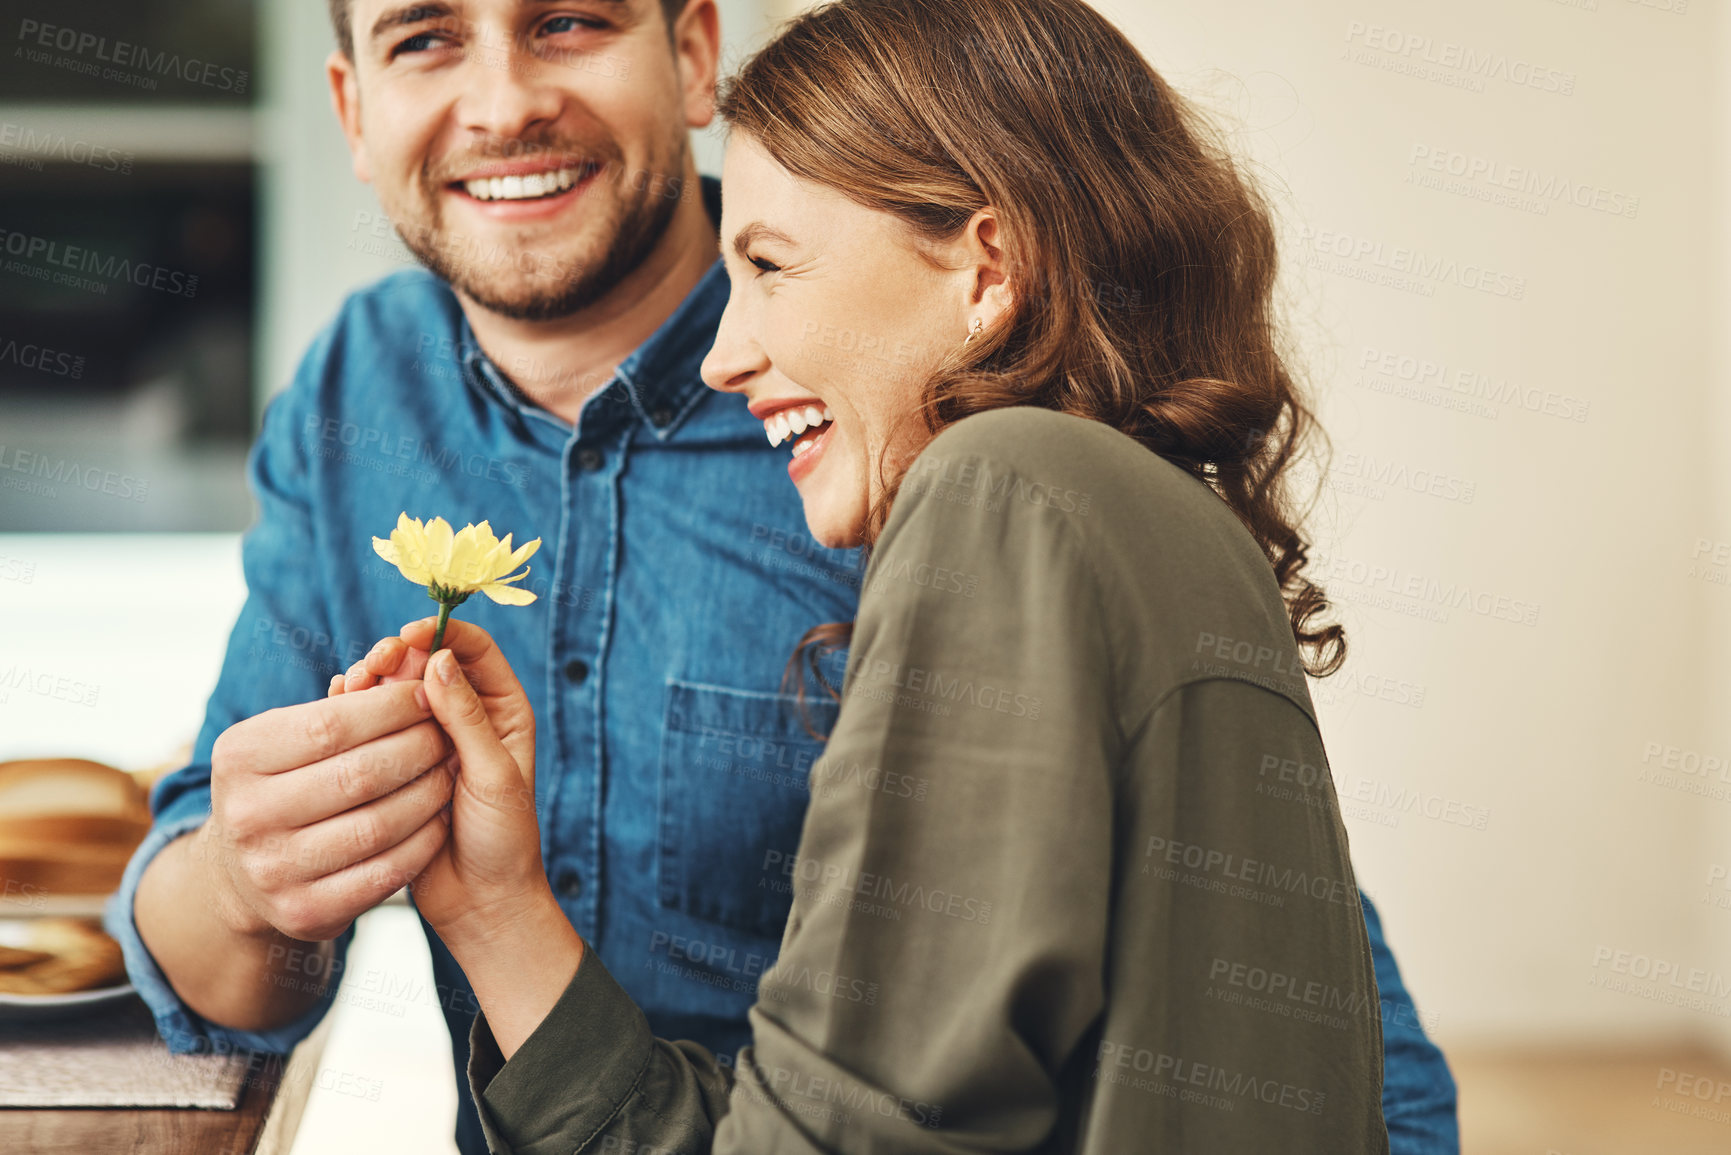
[718, 0, 1345, 713]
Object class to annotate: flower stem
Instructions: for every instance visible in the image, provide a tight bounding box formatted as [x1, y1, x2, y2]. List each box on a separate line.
[431, 601, 455, 653]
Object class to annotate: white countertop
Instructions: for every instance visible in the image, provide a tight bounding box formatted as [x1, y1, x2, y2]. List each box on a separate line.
[0, 533, 246, 768]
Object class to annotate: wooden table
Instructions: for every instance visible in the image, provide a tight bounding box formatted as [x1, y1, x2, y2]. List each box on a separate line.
[0, 1012, 330, 1155]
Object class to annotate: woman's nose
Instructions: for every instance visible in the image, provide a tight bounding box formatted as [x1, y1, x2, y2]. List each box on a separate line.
[700, 293, 771, 394]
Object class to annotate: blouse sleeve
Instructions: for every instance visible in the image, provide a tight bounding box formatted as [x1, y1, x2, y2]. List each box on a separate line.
[466, 429, 1121, 1153]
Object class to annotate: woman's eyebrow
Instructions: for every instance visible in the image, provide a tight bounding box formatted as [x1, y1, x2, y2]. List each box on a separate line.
[731, 222, 798, 259]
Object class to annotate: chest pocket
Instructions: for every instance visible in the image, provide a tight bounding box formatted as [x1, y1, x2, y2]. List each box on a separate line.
[657, 680, 838, 940]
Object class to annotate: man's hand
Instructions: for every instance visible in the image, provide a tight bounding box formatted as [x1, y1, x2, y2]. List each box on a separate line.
[201, 677, 457, 942]
[133, 661, 459, 1034]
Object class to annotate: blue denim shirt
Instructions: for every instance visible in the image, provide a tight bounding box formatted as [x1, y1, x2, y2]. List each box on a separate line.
[109, 181, 1454, 1155]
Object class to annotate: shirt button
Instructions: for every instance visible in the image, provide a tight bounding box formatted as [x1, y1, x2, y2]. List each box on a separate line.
[649, 405, 675, 429]
[576, 447, 604, 472]
[554, 869, 582, 900]
[564, 659, 589, 684]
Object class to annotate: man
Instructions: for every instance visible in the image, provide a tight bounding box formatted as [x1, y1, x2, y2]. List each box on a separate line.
[108, 2, 1458, 1152]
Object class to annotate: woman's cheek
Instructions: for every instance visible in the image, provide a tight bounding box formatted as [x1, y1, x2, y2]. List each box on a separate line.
[768, 321, 835, 392]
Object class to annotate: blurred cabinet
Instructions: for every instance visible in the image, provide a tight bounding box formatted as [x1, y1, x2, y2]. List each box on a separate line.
[0, 1, 257, 531]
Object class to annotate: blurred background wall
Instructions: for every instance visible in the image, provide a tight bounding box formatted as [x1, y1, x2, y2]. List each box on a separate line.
[2, 0, 1728, 1151]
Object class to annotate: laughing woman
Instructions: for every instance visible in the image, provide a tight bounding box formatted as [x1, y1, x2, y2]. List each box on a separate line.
[362, 0, 1390, 1150]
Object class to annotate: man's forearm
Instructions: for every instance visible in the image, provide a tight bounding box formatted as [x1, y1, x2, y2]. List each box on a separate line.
[134, 824, 334, 1034]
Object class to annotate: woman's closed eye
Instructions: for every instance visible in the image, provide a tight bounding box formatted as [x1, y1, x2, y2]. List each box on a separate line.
[749, 255, 783, 276]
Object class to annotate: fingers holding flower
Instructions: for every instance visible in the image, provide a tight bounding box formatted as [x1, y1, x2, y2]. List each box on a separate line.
[395, 618, 535, 788]
[327, 637, 420, 698]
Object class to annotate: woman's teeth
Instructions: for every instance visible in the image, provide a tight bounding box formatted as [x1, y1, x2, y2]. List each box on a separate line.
[462, 166, 587, 202]
[764, 404, 834, 449]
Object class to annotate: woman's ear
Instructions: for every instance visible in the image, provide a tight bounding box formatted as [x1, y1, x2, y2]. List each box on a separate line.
[961, 209, 1013, 332]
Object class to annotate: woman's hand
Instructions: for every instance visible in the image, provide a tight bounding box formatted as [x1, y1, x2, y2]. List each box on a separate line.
[331, 621, 583, 1055]
[331, 619, 542, 935]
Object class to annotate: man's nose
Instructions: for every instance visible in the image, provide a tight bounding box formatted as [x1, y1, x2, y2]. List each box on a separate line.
[453, 33, 565, 140]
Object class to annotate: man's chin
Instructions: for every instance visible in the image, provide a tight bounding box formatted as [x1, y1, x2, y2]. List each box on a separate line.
[451, 275, 613, 323]
[417, 204, 673, 322]
[418, 231, 622, 322]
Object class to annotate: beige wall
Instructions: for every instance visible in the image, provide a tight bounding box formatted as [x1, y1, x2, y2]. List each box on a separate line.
[772, 0, 1726, 1050]
[1708, 0, 1731, 1059]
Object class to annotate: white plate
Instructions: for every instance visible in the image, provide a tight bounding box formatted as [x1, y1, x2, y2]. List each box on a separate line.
[0, 981, 137, 1021]
[0, 916, 136, 1020]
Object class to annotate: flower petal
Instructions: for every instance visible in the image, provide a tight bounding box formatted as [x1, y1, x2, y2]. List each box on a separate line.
[475, 532, 513, 584]
[424, 517, 456, 585]
[449, 523, 487, 590]
[479, 581, 537, 606]
[375, 532, 432, 585]
[507, 536, 542, 570]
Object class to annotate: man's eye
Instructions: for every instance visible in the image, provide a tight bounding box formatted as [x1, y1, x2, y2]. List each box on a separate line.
[541, 15, 607, 35]
[391, 32, 445, 57]
[750, 256, 782, 275]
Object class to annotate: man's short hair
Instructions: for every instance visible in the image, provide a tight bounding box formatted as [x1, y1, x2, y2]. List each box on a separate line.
[328, 1, 690, 59]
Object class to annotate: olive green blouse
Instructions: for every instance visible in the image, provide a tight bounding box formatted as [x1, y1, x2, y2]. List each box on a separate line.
[467, 407, 1388, 1154]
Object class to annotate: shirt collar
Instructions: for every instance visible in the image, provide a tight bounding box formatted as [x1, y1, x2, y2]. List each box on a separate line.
[456, 175, 728, 441]
[613, 253, 728, 441]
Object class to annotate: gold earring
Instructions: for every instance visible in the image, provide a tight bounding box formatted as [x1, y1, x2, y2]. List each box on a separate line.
[964, 317, 984, 345]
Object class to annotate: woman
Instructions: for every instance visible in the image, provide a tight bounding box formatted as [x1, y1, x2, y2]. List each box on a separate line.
[342, 0, 1388, 1149]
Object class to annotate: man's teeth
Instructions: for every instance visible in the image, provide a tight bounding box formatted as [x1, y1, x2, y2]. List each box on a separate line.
[764, 404, 834, 449]
[462, 167, 586, 202]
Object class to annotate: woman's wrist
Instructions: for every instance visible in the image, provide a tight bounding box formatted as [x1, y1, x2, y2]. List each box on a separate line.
[437, 882, 586, 1060]
[428, 874, 559, 958]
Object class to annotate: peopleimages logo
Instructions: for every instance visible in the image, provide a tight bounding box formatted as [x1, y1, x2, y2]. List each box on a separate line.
[1355, 346, 1591, 423]
[0, 444, 148, 503]
[1294, 226, 1527, 300]
[0, 229, 197, 298]
[0, 337, 84, 379]
[0, 121, 133, 174]
[1341, 21, 1576, 95]
[1408, 145, 1640, 220]
[15, 20, 249, 94]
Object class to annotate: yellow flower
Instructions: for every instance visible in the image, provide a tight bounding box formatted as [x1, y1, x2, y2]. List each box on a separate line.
[373, 514, 541, 606]
[373, 515, 542, 650]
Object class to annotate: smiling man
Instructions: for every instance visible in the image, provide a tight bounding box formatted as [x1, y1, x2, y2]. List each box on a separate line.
[108, 2, 1457, 1152]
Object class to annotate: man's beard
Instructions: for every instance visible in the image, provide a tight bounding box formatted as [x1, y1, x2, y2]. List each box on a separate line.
[394, 132, 688, 323]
